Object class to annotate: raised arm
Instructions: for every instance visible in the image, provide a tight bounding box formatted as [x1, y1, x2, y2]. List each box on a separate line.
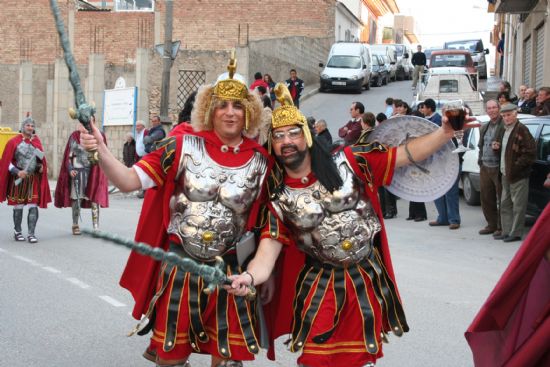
[395, 116, 477, 168]
[80, 119, 142, 192]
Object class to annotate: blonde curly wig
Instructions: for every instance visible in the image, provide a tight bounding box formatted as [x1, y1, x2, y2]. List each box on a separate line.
[190, 83, 263, 134]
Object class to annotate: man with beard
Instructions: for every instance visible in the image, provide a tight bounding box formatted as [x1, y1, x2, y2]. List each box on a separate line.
[227, 84, 473, 367]
[80, 57, 271, 367]
[54, 123, 109, 234]
[0, 116, 51, 243]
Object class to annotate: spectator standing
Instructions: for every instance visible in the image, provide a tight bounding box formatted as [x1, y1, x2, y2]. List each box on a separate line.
[428, 96, 460, 229]
[374, 112, 397, 219]
[499, 81, 519, 104]
[357, 112, 376, 143]
[477, 100, 505, 236]
[497, 34, 504, 78]
[533, 86, 550, 116]
[123, 133, 137, 168]
[135, 120, 147, 159]
[411, 45, 427, 89]
[423, 99, 442, 125]
[384, 97, 394, 117]
[263, 73, 276, 105]
[249, 72, 269, 91]
[520, 88, 537, 114]
[143, 115, 166, 153]
[314, 119, 333, 147]
[497, 91, 514, 107]
[338, 101, 364, 145]
[285, 69, 304, 108]
[257, 85, 272, 109]
[494, 104, 536, 242]
[516, 85, 528, 109]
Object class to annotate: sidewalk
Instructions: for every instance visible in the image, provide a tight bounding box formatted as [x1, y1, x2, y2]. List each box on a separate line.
[300, 82, 320, 103]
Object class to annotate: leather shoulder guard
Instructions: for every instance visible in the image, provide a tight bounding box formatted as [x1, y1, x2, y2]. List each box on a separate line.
[157, 136, 177, 174]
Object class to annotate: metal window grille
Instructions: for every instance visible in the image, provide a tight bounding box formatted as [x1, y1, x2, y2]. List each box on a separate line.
[177, 70, 206, 109]
[535, 24, 545, 89]
[523, 36, 531, 87]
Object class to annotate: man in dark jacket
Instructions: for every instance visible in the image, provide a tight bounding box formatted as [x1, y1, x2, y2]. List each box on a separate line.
[314, 119, 332, 147]
[411, 45, 426, 89]
[533, 86, 550, 116]
[493, 103, 536, 242]
[285, 69, 304, 108]
[520, 87, 537, 114]
[143, 115, 166, 153]
[477, 100, 505, 236]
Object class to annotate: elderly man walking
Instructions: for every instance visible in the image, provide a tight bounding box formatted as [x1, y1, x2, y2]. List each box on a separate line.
[477, 100, 505, 236]
[493, 104, 536, 242]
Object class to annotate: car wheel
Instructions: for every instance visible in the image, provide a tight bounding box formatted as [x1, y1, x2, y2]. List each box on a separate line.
[365, 79, 370, 90]
[462, 174, 481, 206]
[376, 76, 382, 87]
[382, 74, 388, 85]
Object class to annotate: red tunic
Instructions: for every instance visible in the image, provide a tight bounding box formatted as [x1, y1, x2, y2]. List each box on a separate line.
[465, 203, 550, 367]
[54, 131, 109, 208]
[119, 130, 273, 364]
[261, 144, 407, 367]
[0, 134, 51, 208]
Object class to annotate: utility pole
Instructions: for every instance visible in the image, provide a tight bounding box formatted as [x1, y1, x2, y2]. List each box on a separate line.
[159, 0, 173, 125]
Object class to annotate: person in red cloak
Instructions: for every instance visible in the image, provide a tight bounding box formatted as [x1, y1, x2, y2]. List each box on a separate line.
[464, 173, 550, 367]
[0, 116, 51, 243]
[80, 59, 273, 367]
[228, 83, 476, 367]
[54, 123, 109, 235]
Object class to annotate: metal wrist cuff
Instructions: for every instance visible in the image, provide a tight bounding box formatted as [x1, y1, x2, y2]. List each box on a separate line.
[242, 271, 255, 287]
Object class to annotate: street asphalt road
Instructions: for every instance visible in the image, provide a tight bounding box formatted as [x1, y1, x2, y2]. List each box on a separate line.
[0, 80, 522, 367]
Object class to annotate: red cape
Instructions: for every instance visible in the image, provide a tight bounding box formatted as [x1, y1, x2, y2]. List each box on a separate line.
[0, 134, 51, 208]
[119, 130, 273, 320]
[54, 131, 109, 208]
[263, 145, 401, 360]
[465, 203, 550, 367]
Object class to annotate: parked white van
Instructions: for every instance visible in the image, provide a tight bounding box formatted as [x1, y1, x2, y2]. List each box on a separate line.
[319, 42, 372, 93]
[371, 44, 397, 81]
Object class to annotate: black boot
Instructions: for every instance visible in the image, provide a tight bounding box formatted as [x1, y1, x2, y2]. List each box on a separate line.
[13, 208, 25, 241]
[27, 207, 39, 243]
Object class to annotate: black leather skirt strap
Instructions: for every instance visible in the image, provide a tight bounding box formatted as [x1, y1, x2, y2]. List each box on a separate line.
[291, 267, 331, 352]
[290, 267, 320, 351]
[232, 288, 260, 354]
[312, 268, 347, 344]
[216, 284, 231, 359]
[164, 268, 188, 352]
[368, 249, 409, 335]
[347, 265, 379, 354]
[187, 273, 208, 351]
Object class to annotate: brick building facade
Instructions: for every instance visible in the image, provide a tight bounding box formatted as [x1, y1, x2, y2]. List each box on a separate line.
[0, 0, 335, 177]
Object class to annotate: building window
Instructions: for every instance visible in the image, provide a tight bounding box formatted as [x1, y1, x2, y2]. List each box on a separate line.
[115, 0, 154, 11]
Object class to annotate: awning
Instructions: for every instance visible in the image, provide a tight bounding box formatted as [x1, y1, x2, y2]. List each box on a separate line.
[495, 0, 538, 13]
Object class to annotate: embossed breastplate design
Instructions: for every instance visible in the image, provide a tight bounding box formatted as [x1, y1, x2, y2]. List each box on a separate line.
[272, 151, 381, 266]
[14, 140, 38, 174]
[168, 135, 268, 261]
[70, 138, 91, 170]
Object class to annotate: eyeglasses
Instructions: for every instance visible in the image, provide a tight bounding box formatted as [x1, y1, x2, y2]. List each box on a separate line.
[272, 127, 303, 142]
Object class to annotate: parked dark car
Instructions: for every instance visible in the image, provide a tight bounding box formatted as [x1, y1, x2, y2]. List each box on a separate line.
[370, 54, 389, 87]
[461, 116, 550, 217]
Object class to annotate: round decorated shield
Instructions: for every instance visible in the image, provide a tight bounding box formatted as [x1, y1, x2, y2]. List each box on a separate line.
[366, 115, 459, 202]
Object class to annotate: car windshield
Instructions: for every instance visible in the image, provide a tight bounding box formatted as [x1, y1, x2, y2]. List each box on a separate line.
[439, 80, 459, 93]
[446, 41, 479, 53]
[327, 55, 361, 69]
[431, 54, 467, 68]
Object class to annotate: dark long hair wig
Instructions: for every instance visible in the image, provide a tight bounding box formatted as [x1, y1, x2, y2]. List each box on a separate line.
[310, 137, 343, 193]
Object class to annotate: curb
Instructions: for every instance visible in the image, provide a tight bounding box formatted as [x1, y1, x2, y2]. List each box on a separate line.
[300, 86, 320, 103]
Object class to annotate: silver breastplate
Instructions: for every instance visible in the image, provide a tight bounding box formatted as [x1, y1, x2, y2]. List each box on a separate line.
[272, 151, 381, 266]
[14, 140, 39, 174]
[70, 137, 91, 170]
[167, 135, 268, 261]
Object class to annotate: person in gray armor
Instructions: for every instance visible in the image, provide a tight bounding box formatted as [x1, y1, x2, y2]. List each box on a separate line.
[79, 55, 271, 367]
[0, 116, 51, 243]
[54, 123, 109, 234]
[227, 84, 477, 367]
